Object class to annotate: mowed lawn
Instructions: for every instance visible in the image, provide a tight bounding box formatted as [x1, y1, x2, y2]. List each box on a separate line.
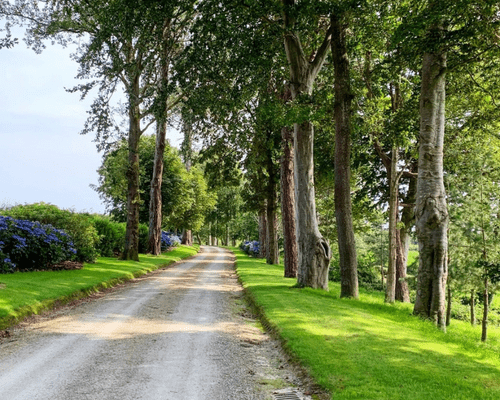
[0, 245, 199, 329]
[233, 248, 500, 400]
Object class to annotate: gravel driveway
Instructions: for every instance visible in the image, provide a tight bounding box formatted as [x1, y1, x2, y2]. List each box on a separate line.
[0, 246, 316, 400]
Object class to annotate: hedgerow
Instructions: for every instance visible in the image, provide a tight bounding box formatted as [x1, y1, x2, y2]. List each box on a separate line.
[1, 203, 99, 262]
[87, 215, 126, 257]
[0, 216, 77, 273]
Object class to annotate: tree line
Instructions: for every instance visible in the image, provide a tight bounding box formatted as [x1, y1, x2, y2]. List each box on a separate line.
[2, 0, 500, 340]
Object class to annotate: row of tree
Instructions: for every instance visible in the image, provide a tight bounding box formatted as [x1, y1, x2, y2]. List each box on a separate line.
[2, 0, 500, 340]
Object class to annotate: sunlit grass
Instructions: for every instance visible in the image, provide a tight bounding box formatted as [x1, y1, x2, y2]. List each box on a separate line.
[0, 245, 199, 329]
[232, 247, 500, 400]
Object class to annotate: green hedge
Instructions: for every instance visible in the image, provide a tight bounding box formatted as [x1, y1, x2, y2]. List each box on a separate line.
[1, 203, 152, 262]
[1, 203, 99, 262]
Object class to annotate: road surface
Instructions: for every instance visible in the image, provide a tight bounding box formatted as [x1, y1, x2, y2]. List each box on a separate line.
[0, 246, 311, 400]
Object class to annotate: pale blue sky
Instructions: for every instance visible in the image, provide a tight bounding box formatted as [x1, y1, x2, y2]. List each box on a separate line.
[0, 31, 181, 214]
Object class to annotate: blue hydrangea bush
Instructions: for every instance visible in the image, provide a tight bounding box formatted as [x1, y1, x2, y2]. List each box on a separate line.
[0, 216, 77, 273]
[240, 240, 260, 257]
[161, 231, 181, 250]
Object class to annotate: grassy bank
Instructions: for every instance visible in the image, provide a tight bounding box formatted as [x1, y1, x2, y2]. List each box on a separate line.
[0, 245, 199, 330]
[232, 247, 500, 400]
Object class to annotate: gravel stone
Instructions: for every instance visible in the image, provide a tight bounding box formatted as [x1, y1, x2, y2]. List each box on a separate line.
[0, 246, 322, 400]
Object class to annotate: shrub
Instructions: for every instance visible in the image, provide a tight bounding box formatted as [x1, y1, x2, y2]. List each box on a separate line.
[87, 215, 125, 257]
[161, 231, 181, 250]
[0, 216, 77, 273]
[138, 223, 150, 254]
[1, 203, 99, 262]
[240, 241, 260, 257]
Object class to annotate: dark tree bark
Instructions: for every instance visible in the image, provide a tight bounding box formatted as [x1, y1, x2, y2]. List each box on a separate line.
[266, 205, 279, 265]
[258, 209, 267, 258]
[266, 139, 279, 265]
[470, 289, 476, 325]
[148, 121, 167, 255]
[181, 112, 193, 246]
[281, 126, 298, 277]
[182, 229, 193, 246]
[481, 278, 489, 342]
[148, 18, 171, 255]
[121, 79, 142, 261]
[395, 229, 410, 302]
[386, 146, 399, 303]
[331, 13, 358, 298]
[413, 49, 448, 330]
[446, 285, 452, 327]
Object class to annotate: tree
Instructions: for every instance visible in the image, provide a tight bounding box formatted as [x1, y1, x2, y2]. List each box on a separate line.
[147, 1, 197, 255]
[330, 10, 359, 298]
[168, 165, 217, 237]
[394, 0, 500, 329]
[5, 0, 178, 260]
[94, 135, 188, 229]
[282, 0, 333, 289]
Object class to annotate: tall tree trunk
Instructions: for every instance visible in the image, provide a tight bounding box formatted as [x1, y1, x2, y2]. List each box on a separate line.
[413, 49, 448, 331]
[396, 172, 416, 302]
[182, 229, 193, 246]
[481, 278, 489, 342]
[121, 76, 142, 261]
[386, 146, 399, 303]
[258, 209, 267, 258]
[446, 285, 452, 327]
[266, 141, 279, 265]
[266, 206, 279, 265]
[395, 229, 410, 302]
[148, 18, 171, 256]
[148, 121, 166, 255]
[181, 112, 193, 246]
[282, 2, 332, 289]
[331, 14, 358, 298]
[470, 289, 476, 325]
[281, 126, 298, 277]
[208, 222, 212, 246]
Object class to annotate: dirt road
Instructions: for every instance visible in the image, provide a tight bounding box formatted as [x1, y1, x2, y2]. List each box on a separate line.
[0, 246, 311, 400]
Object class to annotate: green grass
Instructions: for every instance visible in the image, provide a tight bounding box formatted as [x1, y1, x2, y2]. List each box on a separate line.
[407, 250, 419, 267]
[232, 247, 500, 400]
[0, 245, 199, 329]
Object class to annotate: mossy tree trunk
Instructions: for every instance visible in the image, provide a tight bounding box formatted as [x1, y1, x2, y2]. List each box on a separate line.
[148, 120, 167, 255]
[122, 73, 142, 261]
[413, 49, 448, 331]
[283, 2, 333, 289]
[281, 126, 298, 277]
[331, 13, 358, 297]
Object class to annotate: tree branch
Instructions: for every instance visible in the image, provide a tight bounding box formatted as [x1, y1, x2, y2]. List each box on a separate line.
[309, 22, 334, 80]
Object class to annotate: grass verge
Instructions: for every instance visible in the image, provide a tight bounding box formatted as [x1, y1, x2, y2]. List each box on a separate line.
[232, 247, 500, 400]
[0, 245, 199, 330]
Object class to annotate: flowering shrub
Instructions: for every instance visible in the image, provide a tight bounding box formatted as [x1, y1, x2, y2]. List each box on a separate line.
[1, 203, 99, 262]
[240, 241, 260, 257]
[161, 231, 181, 250]
[0, 216, 77, 273]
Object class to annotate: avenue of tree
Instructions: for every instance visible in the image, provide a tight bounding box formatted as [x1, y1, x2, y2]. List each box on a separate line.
[2, 0, 500, 340]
